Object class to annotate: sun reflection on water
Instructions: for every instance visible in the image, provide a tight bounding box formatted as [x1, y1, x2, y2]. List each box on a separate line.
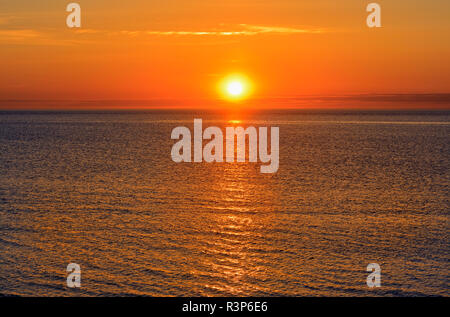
[190, 162, 278, 295]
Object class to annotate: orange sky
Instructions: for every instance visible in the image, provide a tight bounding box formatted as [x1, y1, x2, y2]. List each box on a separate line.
[0, 0, 449, 109]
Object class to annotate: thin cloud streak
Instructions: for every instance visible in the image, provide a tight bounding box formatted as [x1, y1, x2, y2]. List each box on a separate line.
[0, 29, 42, 41]
[127, 24, 325, 36]
[0, 24, 325, 45]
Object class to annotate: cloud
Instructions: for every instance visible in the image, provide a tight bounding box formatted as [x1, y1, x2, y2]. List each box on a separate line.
[0, 24, 324, 46]
[0, 29, 42, 41]
[72, 29, 103, 34]
[240, 24, 324, 34]
[246, 94, 450, 109]
[291, 94, 450, 104]
[121, 24, 325, 37]
[0, 28, 91, 46]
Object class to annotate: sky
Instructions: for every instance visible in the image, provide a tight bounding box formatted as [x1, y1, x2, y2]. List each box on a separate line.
[0, 0, 449, 109]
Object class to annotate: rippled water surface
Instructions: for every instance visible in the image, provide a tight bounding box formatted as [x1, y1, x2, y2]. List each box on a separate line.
[0, 110, 449, 296]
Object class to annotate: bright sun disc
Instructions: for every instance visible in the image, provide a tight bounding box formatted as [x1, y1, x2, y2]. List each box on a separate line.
[219, 74, 252, 101]
[227, 81, 244, 96]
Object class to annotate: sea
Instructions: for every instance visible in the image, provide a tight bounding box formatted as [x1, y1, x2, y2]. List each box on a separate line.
[0, 110, 448, 296]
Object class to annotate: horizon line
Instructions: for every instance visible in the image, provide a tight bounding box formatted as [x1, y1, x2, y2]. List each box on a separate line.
[1, 93, 450, 111]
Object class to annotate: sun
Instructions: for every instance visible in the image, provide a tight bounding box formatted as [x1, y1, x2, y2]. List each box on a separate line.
[227, 81, 244, 96]
[219, 74, 252, 101]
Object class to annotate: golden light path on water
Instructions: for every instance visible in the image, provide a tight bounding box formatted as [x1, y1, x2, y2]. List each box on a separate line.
[189, 163, 276, 295]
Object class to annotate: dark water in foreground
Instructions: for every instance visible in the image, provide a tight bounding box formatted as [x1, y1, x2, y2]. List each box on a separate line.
[0, 110, 448, 296]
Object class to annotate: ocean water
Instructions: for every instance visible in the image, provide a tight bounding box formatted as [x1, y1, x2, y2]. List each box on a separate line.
[0, 110, 448, 297]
